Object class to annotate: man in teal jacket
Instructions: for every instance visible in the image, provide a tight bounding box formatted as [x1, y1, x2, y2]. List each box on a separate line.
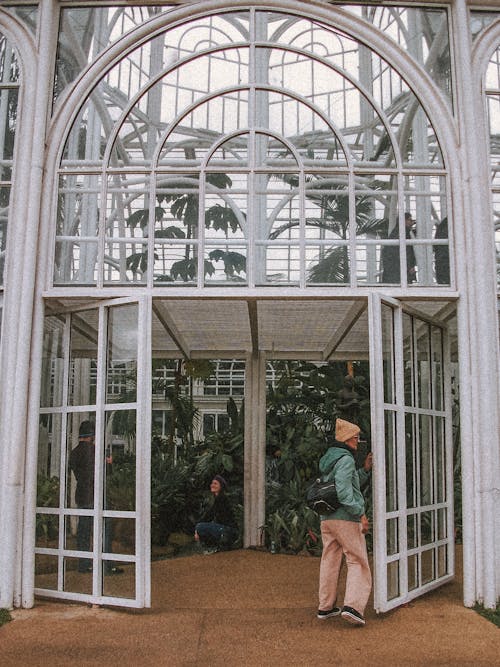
[317, 418, 372, 626]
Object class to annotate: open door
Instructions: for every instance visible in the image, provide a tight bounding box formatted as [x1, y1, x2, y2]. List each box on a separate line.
[35, 297, 151, 608]
[368, 294, 454, 613]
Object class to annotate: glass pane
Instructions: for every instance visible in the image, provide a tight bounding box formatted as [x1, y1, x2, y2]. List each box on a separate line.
[379, 240, 400, 284]
[64, 557, 93, 594]
[0, 185, 11, 285]
[104, 410, 136, 512]
[403, 314, 414, 407]
[437, 545, 448, 577]
[69, 309, 98, 406]
[419, 415, 433, 506]
[103, 518, 135, 556]
[37, 414, 63, 508]
[405, 413, 417, 509]
[102, 561, 135, 599]
[421, 510, 434, 546]
[408, 553, 418, 591]
[40, 315, 65, 408]
[35, 554, 58, 591]
[421, 548, 435, 584]
[407, 513, 418, 550]
[35, 513, 59, 549]
[204, 246, 247, 284]
[416, 322, 431, 410]
[104, 241, 148, 285]
[434, 217, 450, 285]
[342, 7, 451, 105]
[66, 412, 96, 510]
[387, 518, 398, 556]
[153, 243, 198, 284]
[384, 410, 398, 512]
[262, 244, 300, 285]
[431, 327, 444, 411]
[54, 240, 99, 285]
[55, 174, 101, 285]
[382, 304, 395, 404]
[306, 244, 350, 284]
[106, 304, 138, 403]
[387, 560, 400, 600]
[57, 174, 100, 237]
[437, 508, 447, 541]
[435, 417, 446, 504]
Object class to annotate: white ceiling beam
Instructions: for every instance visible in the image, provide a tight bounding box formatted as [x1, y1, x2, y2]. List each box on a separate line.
[323, 300, 367, 360]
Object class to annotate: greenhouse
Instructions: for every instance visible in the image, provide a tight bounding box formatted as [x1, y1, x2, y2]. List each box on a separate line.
[0, 0, 498, 614]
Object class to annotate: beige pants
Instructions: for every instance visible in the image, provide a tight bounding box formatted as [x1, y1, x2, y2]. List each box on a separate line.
[318, 519, 372, 614]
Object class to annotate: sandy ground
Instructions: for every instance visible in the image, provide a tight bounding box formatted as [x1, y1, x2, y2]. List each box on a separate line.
[1, 546, 499, 666]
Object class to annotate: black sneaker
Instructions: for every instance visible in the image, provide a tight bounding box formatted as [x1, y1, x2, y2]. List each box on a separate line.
[317, 606, 341, 619]
[341, 606, 365, 626]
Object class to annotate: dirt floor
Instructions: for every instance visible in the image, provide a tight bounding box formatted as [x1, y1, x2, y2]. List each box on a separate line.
[1, 546, 499, 666]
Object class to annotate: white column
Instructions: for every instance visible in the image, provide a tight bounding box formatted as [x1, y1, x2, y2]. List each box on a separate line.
[0, 1, 58, 609]
[452, 0, 500, 609]
[243, 351, 266, 547]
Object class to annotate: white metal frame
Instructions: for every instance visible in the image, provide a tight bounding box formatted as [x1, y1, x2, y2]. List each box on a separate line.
[369, 292, 454, 613]
[0, 0, 498, 613]
[34, 296, 151, 608]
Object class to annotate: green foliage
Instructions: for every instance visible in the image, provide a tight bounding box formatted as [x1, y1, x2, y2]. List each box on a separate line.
[264, 360, 371, 555]
[194, 398, 244, 483]
[261, 506, 322, 555]
[36, 475, 60, 540]
[150, 398, 245, 548]
[473, 603, 500, 627]
[106, 452, 136, 511]
[0, 608, 12, 627]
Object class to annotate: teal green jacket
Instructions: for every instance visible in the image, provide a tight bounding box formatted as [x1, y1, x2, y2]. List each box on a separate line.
[318, 445, 369, 522]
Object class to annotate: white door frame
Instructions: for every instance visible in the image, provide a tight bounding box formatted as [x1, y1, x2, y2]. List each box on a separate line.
[33, 295, 151, 608]
[369, 293, 454, 613]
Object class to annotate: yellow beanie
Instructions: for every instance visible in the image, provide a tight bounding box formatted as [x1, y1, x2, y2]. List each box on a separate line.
[335, 418, 360, 442]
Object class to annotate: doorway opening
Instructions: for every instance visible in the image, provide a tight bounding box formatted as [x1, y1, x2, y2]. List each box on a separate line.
[35, 295, 458, 611]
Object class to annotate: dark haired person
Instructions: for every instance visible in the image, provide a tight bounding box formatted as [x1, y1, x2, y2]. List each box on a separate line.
[69, 420, 123, 574]
[194, 475, 237, 553]
[317, 418, 372, 626]
[381, 212, 417, 284]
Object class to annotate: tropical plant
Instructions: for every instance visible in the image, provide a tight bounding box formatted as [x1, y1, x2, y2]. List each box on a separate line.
[269, 177, 388, 283]
[125, 173, 246, 282]
[264, 360, 372, 554]
[193, 397, 244, 486]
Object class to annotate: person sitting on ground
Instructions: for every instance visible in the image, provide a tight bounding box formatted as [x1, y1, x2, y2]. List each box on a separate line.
[194, 475, 237, 553]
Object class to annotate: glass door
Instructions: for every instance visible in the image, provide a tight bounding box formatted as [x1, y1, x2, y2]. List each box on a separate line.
[35, 297, 150, 607]
[368, 294, 454, 613]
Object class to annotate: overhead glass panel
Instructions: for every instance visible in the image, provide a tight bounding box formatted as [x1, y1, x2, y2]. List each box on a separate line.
[341, 5, 452, 105]
[54, 6, 176, 102]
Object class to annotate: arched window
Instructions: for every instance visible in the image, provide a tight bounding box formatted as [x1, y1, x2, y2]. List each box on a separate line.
[54, 8, 450, 289]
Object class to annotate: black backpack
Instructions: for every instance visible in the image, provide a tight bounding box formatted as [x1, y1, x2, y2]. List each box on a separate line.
[306, 458, 341, 514]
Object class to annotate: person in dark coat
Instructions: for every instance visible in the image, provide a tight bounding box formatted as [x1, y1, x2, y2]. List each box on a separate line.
[434, 216, 450, 284]
[381, 212, 417, 284]
[194, 475, 237, 553]
[69, 420, 96, 572]
[69, 420, 123, 574]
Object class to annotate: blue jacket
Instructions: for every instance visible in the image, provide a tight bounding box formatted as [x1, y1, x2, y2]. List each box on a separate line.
[318, 445, 368, 522]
